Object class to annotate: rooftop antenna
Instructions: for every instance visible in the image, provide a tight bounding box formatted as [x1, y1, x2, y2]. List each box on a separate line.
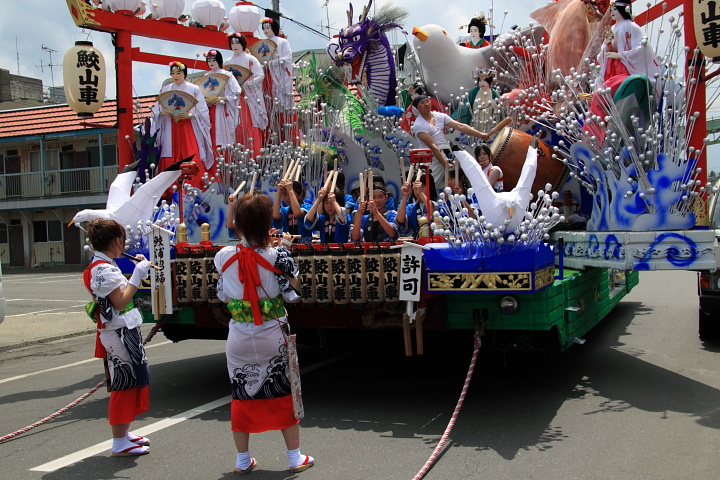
[37, 45, 61, 89]
[15, 37, 20, 75]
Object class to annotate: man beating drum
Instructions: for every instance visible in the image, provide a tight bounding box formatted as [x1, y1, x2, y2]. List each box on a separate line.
[410, 95, 490, 191]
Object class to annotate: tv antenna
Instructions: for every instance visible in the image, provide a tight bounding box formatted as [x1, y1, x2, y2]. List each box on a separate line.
[35, 45, 62, 90]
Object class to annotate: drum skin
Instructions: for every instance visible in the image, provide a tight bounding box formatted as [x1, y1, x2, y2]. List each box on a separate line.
[489, 126, 568, 195]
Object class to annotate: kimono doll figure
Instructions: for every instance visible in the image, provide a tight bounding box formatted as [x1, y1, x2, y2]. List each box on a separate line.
[461, 15, 490, 48]
[151, 61, 214, 190]
[225, 33, 268, 157]
[586, 1, 660, 141]
[201, 50, 241, 156]
[261, 18, 297, 142]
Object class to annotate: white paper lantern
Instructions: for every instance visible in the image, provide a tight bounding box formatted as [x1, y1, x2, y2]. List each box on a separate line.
[228, 1, 260, 35]
[109, 0, 143, 15]
[63, 41, 106, 118]
[191, 0, 226, 30]
[151, 0, 185, 22]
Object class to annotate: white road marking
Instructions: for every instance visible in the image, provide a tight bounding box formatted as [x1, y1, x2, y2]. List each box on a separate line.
[0, 341, 172, 384]
[6, 298, 85, 302]
[30, 397, 230, 473]
[5, 304, 88, 317]
[28, 351, 354, 472]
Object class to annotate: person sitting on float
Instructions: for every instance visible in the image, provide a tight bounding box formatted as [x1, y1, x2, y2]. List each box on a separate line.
[304, 186, 351, 243]
[461, 15, 490, 48]
[272, 178, 313, 243]
[399, 80, 447, 133]
[586, 1, 661, 140]
[475, 142, 503, 193]
[394, 172, 443, 239]
[202, 50, 241, 155]
[411, 95, 490, 191]
[351, 183, 399, 242]
[151, 61, 214, 190]
[447, 165, 477, 218]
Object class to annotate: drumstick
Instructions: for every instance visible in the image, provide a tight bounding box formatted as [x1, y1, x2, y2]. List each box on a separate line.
[323, 169, 333, 190]
[330, 170, 338, 193]
[359, 172, 365, 201]
[250, 171, 258, 190]
[367, 169, 374, 196]
[294, 161, 302, 182]
[232, 180, 246, 196]
[400, 158, 406, 184]
[282, 158, 294, 180]
[281, 157, 288, 179]
[487, 117, 512, 138]
[406, 165, 414, 185]
[121, 252, 162, 271]
[416, 167, 423, 182]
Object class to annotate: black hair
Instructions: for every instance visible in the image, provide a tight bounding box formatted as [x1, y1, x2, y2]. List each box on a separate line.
[291, 180, 306, 199]
[411, 80, 426, 96]
[412, 95, 429, 108]
[227, 33, 247, 50]
[87, 219, 126, 253]
[205, 50, 224, 68]
[474, 143, 492, 160]
[169, 61, 187, 78]
[468, 16, 486, 37]
[614, 3, 633, 20]
[262, 18, 280, 36]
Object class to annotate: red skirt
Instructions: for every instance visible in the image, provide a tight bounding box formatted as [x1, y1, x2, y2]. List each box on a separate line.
[160, 118, 206, 190]
[109, 386, 149, 425]
[231, 395, 298, 433]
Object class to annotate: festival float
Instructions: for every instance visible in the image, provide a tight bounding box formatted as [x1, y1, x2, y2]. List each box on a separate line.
[65, 0, 720, 353]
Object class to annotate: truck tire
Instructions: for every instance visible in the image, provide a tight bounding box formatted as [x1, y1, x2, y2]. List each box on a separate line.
[699, 309, 719, 341]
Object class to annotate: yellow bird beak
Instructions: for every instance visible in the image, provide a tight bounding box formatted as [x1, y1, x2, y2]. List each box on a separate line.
[412, 26, 428, 42]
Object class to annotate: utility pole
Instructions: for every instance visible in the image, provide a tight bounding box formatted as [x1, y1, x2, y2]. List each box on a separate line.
[272, 1, 280, 12]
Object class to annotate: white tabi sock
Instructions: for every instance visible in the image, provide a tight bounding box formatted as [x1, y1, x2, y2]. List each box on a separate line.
[287, 448, 314, 469]
[236, 451, 252, 471]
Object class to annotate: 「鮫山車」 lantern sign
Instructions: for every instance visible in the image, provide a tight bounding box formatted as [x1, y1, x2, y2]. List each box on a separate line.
[63, 41, 106, 118]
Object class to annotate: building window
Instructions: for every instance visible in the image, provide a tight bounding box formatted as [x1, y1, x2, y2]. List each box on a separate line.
[86, 144, 118, 167]
[0, 223, 7, 244]
[33, 220, 62, 243]
[29, 150, 60, 172]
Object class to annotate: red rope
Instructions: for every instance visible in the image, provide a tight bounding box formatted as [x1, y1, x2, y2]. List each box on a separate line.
[412, 326, 482, 480]
[0, 379, 107, 444]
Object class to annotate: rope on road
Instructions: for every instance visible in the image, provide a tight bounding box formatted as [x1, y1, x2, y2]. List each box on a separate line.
[0, 379, 107, 444]
[412, 324, 483, 480]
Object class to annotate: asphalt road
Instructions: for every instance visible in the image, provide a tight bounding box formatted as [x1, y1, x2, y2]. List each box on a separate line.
[0, 270, 719, 479]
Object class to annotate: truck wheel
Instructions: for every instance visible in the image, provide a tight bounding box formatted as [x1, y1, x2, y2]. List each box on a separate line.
[699, 310, 719, 341]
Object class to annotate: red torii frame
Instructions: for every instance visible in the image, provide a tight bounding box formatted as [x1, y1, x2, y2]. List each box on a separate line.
[65, 0, 262, 169]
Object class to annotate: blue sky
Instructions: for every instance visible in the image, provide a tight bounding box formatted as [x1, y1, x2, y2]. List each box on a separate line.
[1, 1, 718, 172]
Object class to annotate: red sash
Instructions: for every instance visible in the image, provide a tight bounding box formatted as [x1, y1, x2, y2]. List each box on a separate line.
[83, 259, 109, 359]
[222, 245, 282, 325]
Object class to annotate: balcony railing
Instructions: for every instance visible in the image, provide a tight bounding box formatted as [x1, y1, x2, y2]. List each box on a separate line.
[0, 167, 119, 200]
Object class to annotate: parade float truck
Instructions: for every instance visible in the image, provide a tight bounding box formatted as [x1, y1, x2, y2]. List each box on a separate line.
[66, 1, 719, 353]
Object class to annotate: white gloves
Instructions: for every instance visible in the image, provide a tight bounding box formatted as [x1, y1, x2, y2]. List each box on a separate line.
[129, 259, 151, 287]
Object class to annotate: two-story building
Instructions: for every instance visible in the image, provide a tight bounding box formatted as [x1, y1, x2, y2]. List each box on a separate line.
[0, 96, 155, 267]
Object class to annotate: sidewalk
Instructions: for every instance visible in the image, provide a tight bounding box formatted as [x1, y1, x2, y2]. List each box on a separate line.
[0, 312, 95, 351]
[1, 266, 93, 350]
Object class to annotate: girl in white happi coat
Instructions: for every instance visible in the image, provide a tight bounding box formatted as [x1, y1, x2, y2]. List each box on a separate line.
[150, 61, 215, 189]
[226, 33, 268, 156]
[201, 49, 241, 151]
[83, 219, 153, 457]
